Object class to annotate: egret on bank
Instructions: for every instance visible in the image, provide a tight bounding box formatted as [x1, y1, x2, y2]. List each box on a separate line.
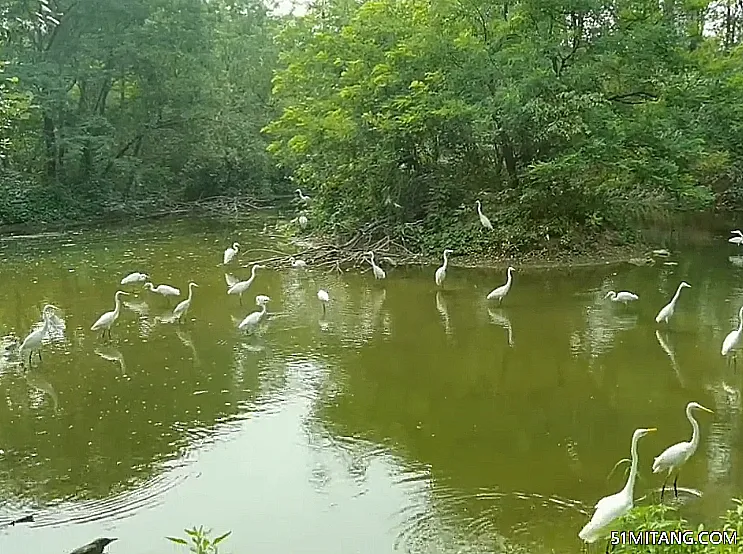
[367, 251, 386, 280]
[144, 282, 181, 303]
[298, 215, 308, 229]
[172, 282, 198, 322]
[20, 304, 60, 367]
[91, 291, 129, 340]
[296, 188, 310, 203]
[475, 200, 493, 231]
[730, 230, 743, 246]
[120, 272, 148, 285]
[227, 264, 265, 305]
[486, 267, 515, 304]
[238, 295, 270, 331]
[605, 291, 639, 305]
[652, 401, 713, 501]
[318, 289, 330, 313]
[223, 242, 240, 265]
[655, 281, 691, 324]
[290, 256, 307, 269]
[435, 249, 454, 287]
[578, 427, 657, 548]
[722, 305, 743, 363]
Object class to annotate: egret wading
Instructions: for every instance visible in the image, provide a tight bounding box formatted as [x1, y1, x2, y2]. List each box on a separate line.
[91, 291, 129, 340]
[722, 305, 743, 366]
[317, 289, 330, 313]
[120, 272, 148, 285]
[20, 304, 60, 367]
[223, 242, 240, 265]
[172, 282, 198, 322]
[290, 256, 307, 269]
[655, 281, 691, 324]
[486, 266, 515, 304]
[475, 200, 493, 231]
[144, 282, 181, 304]
[652, 401, 713, 501]
[578, 428, 657, 551]
[68, 538, 117, 554]
[227, 264, 265, 305]
[238, 295, 270, 331]
[367, 251, 386, 280]
[435, 249, 454, 287]
[605, 290, 639, 305]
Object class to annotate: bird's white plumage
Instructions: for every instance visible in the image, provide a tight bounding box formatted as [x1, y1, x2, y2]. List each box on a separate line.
[605, 291, 639, 304]
[121, 272, 148, 285]
[20, 305, 59, 359]
[238, 296, 270, 330]
[91, 291, 129, 332]
[295, 188, 310, 203]
[476, 200, 493, 231]
[290, 257, 307, 269]
[722, 305, 743, 356]
[655, 281, 691, 324]
[223, 242, 240, 265]
[298, 215, 308, 229]
[368, 251, 386, 280]
[487, 267, 515, 302]
[435, 249, 453, 287]
[173, 282, 198, 320]
[652, 402, 712, 476]
[317, 289, 330, 303]
[144, 282, 181, 297]
[227, 264, 264, 299]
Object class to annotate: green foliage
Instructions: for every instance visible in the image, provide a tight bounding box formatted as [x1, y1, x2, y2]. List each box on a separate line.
[167, 526, 232, 554]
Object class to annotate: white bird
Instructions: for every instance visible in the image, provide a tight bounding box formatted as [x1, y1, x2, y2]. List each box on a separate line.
[298, 215, 308, 229]
[296, 188, 310, 203]
[605, 290, 639, 304]
[120, 272, 148, 285]
[367, 251, 386, 279]
[238, 295, 270, 331]
[655, 281, 691, 324]
[475, 200, 493, 231]
[172, 282, 198, 322]
[144, 282, 181, 303]
[722, 305, 743, 361]
[729, 230, 743, 245]
[223, 242, 240, 265]
[652, 402, 713, 500]
[91, 291, 129, 340]
[578, 427, 657, 546]
[290, 256, 307, 269]
[20, 304, 59, 366]
[227, 264, 265, 305]
[486, 266, 515, 304]
[318, 289, 330, 313]
[435, 249, 454, 287]
[225, 273, 239, 288]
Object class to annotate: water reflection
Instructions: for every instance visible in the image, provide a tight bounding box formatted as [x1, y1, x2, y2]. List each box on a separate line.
[655, 330, 685, 387]
[435, 291, 451, 336]
[487, 308, 513, 347]
[94, 345, 127, 374]
[24, 370, 59, 412]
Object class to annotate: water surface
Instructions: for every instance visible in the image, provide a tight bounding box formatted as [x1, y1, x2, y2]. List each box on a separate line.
[0, 218, 741, 554]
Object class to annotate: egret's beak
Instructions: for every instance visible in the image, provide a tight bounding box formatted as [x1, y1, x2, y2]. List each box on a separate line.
[699, 406, 714, 414]
[647, 428, 658, 432]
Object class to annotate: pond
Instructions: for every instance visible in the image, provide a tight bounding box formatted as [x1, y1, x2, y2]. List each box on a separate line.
[0, 216, 740, 554]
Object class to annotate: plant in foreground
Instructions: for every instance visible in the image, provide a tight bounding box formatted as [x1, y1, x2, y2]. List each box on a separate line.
[167, 526, 232, 554]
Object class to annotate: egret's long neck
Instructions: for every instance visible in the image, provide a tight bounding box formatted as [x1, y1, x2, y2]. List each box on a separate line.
[187, 285, 195, 301]
[442, 252, 449, 269]
[505, 269, 513, 287]
[477, 203, 483, 216]
[41, 314, 51, 335]
[113, 294, 122, 317]
[252, 266, 259, 278]
[622, 434, 641, 496]
[671, 284, 685, 305]
[688, 408, 701, 450]
[737, 307, 743, 332]
[369, 253, 375, 265]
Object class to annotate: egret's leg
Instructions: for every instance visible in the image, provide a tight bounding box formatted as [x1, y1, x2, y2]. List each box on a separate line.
[38, 350, 42, 361]
[605, 539, 611, 554]
[661, 468, 672, 501]
[28, 352, 32, 367]
[673, 472, 679, 498]
[239, 295, 243, 306]
[322, 303, 326, 314]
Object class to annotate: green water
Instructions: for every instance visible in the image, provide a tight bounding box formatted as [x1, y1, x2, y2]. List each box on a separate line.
[0, 217, 740, 554]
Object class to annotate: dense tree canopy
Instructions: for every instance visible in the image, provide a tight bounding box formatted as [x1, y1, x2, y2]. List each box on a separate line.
[2, 0, 743, 252]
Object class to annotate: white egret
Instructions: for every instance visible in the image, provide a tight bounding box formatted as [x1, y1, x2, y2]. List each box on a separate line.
[144, 282, 181, 303]
[296, 188, 310, 203]
[475, 200, 493, 231]
[225, 273, 239, 288]
[729, 230, 743, 245]
[238, 295, 270, 330]
[434, 249, 454, 287]
[298, 215, 308, 229]
[227, 264, 265, 305]
[722, 305, 743, 363]
[318, 289, 330, 313]
[578, 427, 657, 547]
[120, 272, 148, 285]
[290, 257, 307, 269]
[486, 266, 515, 304]
[367, 251, 386, 280]
[20, 304, 59, 366]
[223, 242, 240, 265]
[655, 281, 691, 324]
[605, 291, 639, 305]
[172, 282, 198, 322]
[91, 291, 129, 340]
[652, 402, 713, 500]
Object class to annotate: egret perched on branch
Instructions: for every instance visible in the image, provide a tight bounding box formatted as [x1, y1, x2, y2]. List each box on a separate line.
[296, 189, 310, 203]
[652, 402, 713, 501]
[486, 266, 515, 304]
[722, 305, 743, 364]
[120, 272, 148, 285]
[238, 295, 270, 331]
[475, 200, 493, 231]
[318, 289, 330, 313]
[227, 264, 265, 305]
[367, 251, 386, 280]
[435, 249, 454, 287]
[655, 281, 691, 324]
[605, 291, 639, 305]
[223, 242, 240, 265]
[144, 282, 181, 304]
[172, 282, 198, 323]
[298, 215, 308, 229]
[578, 427, 657, 548]
[290, 257, 307, 269]
[20, 304, 60, 367]
[91, 291, 129, 340]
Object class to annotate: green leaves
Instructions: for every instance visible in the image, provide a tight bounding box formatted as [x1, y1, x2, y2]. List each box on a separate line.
[167, 526, 232, 554]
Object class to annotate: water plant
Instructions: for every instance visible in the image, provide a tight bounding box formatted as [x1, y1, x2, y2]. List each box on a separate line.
[167, 526, 232, 554]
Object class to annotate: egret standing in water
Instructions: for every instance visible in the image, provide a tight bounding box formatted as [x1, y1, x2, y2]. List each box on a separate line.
[475, 200, 493, 231]
[722, 305, 743, 365]
[605, 291, 639, 305]
[486, 267, 515, 304]
[120, 272, 148, 285]
[172, 282, 198, 323]
[367, 251, 386, 280]
[91, 291, 129, 340]
[238, 295, 270, 331]
[652, 402, 713, 501]
[20, 304, 60, 367]
[227, 264, 265, 305]
[318, 289, 330, 313]
[290, 256, 307, 269]
[655, 281, 691, 324]
[578, 428, 657, 548]
[144, 282, 181, 304]
[223, 242, 240, 265]
[435, 249, 454, 287]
